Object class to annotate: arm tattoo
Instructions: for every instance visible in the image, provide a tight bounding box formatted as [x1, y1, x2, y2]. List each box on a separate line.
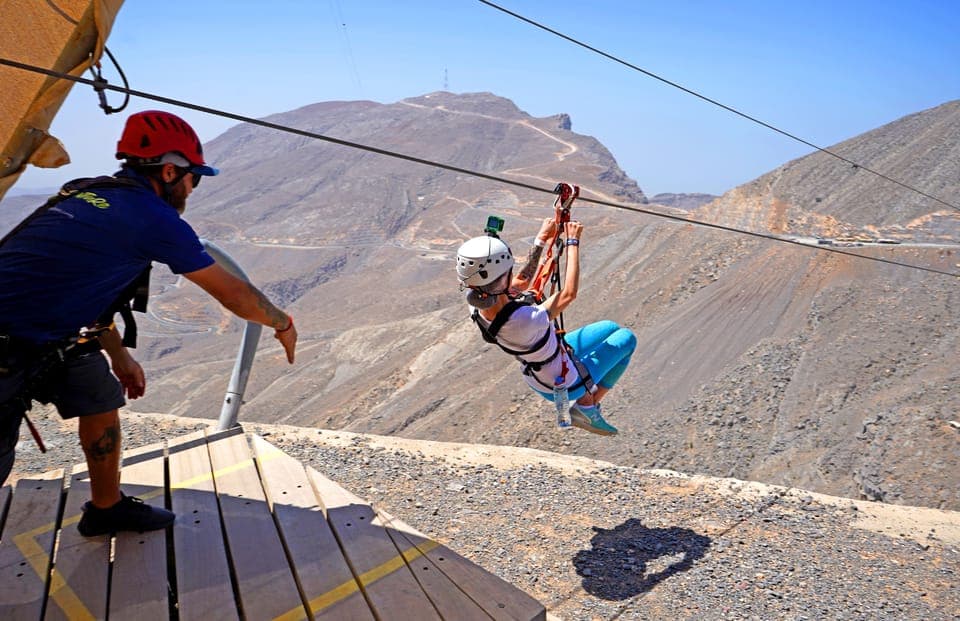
[86, 425, 120, 462]
[246, 282, 288, 329]
[518, 244, 544, 281]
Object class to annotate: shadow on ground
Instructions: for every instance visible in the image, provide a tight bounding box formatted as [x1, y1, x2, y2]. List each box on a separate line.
[572, 518, 711, 600]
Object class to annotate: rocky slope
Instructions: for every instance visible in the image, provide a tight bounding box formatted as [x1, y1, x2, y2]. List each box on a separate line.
[698, 99, 960, 239]
[649, 192, 717, 210]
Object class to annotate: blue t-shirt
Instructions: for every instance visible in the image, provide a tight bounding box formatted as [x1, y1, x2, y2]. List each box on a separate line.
[0, 170, 215, 344]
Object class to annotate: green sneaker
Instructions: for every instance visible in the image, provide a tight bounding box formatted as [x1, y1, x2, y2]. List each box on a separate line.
[569, 403, 618, 436]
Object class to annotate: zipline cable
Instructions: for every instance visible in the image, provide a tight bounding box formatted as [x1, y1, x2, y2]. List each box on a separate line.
[477, 0, 960, 215]
[1, 57, 956, 280]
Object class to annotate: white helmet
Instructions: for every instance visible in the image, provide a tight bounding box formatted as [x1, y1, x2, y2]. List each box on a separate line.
[456, 236, 514, 287]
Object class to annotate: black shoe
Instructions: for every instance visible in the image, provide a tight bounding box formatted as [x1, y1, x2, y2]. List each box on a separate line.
[78, 493, 175, 537]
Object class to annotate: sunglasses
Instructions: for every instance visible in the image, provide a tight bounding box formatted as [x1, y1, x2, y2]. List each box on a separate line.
[175, 167, 202, 189]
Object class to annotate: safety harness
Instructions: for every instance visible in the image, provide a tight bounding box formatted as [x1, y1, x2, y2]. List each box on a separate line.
[471, 297, 594, 391]
[470, 183, 596, 393]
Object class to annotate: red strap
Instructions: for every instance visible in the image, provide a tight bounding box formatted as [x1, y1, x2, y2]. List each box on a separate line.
[528, 233, 560, 301]
[23, 413, 46, 453]
[524, 182, 580, 302]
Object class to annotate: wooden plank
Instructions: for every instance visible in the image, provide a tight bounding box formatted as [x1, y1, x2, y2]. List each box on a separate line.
[46, 465, 110, 621]
[208, 429, 307, 619]
[307, 467, 442, 621]
[380, 518, 493, 621]
[378, 510, 545, 621]
[0, 470, 64, 621]
[168, 429, 238, 621]
[251, 435, 374, 621]
[110, 440, 170, 620]
[381, 521, 493, 621]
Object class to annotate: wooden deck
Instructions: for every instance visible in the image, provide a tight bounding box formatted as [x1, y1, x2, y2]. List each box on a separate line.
[0, 427, 545, 620]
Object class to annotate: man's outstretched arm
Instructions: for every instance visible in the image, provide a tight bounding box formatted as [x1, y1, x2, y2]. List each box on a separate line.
[184, 263, 298, 363]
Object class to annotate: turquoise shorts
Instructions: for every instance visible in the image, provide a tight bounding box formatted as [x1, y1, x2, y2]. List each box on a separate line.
[536, 320, 636, 402]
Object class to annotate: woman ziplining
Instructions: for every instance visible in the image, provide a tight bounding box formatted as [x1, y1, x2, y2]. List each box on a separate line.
[455, 184, 636, 435]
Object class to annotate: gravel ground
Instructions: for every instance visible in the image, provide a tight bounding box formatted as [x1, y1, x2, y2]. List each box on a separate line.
[9, 407, 960, 621]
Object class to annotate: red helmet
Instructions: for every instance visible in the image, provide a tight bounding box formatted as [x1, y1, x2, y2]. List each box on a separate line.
[116, 110, 217, 176]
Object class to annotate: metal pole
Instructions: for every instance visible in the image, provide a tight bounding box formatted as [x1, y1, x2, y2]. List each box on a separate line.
[200, 239, 263, 431]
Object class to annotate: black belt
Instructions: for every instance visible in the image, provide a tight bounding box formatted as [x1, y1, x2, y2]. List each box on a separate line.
[0, 334, 46, 371]
[0, 332, 96, 372]
[0, 333, 39, 356]
[520, 341, 563, 374]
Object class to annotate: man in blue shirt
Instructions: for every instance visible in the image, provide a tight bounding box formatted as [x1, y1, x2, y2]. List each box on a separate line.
[0, 110, 298, 536]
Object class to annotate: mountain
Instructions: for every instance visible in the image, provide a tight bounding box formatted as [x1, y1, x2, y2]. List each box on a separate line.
[2, 93, 957, 512]
[191, 92, 645, 242]
[121, 91, 651, 421]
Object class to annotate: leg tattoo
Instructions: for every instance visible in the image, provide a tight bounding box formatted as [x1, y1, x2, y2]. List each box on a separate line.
[84, 424, 120, 462]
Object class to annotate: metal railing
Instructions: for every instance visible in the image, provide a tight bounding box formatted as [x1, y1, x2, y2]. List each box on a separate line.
[199, 239, 263, 431]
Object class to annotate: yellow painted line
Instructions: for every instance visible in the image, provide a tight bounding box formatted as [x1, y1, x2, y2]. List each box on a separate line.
[274, 539, 442, 620]
[47, 569, 97, 621]
[14, 520, 95, 620]
[356, 539, 440, 588]
[12, 435, 278, 620]
[172, 449, 281, 491]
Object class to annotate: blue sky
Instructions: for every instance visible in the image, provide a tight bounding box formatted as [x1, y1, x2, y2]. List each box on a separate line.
[12, 0, 960, 197]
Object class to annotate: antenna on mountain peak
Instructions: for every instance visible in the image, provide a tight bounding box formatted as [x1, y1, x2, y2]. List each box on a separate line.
[443, 68, 448, 91]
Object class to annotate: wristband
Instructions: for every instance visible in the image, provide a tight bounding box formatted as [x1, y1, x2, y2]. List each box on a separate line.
[566, 239, 580, 247]
[276, 315, 294, 332]
[534, 237, 546, 247]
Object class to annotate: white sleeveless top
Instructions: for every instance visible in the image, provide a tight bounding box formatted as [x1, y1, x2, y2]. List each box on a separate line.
[473, 302, 579, 391]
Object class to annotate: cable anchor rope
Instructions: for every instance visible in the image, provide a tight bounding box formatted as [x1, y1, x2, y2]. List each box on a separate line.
[89, 47, 130, 114]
